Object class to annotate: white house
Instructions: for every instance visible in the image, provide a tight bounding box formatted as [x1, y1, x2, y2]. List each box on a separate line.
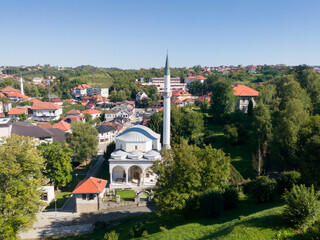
[70, 84, 92, 98]
[233, 84, 259, 112]
[109, 125, 161, 189]
[0, 118, 13, 139]
[105, 109, 121, 121]
[96, 125, 117, 144]
[87, 88, 109, 98]
[136, 92, 148, 101]
[31, 102, 63, 121]
[7, 107, 28, 119]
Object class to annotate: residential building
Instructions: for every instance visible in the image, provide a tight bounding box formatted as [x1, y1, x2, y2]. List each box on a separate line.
[87, 88, 109, 98]
[82, 109, 102, 120]
[0, 118, 13, 139]
[185, 75, 207, 85]
[40, 186, 55, 204]
[136, 92, 148, 101]
[7, 108, 28, 119]
[95, 125, 117, 144]
[105, 109, 121, 121]
[12, 122, 54, 144]
[38, 120, 71, 132]
[70, 84, 92, 98]
[31, 102, 63, 121]
[72, 177, 107, 213]
[233, 84, 259, 112]
[141, 77, 186, 92]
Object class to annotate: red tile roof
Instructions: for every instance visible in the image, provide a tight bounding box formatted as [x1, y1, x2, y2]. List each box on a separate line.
[185, 75, 207, 80]
[71, 84, 92, 91]
[8, 108, 28, 115]
[82, 109, 102, 115]
[66, 109, 81, 115]
[31, 102, 63, 110]
[39, 120, 71, 131]
[233, 84, 259, 97]
[0, 86, 19, 93]
[72, 177, 107, 194]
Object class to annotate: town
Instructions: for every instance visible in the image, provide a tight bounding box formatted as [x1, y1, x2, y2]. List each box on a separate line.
[2, 1, 320, 240]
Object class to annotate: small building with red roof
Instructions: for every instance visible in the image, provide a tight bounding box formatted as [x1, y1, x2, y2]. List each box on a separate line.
[7, 107, 28, 119]
[233, 84, 259, 112]
[82, 109, 102, 120]
[185, 75, 207, 85]
[72, 177, 107, 213]
[38, 120, 71, 132]
[70, 84, 92, 98]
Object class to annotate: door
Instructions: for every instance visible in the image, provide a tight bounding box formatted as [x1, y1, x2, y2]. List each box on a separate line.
[133, 172, 139, 180]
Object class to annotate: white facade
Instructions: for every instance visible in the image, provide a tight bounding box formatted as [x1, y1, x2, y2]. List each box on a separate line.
[163, 56, 171, 150]
[109, 125, 161, 189]
[40, 186, 55, 204]
[87, 88, 109, 98]
[32, 108, 63, 121]
[235, 96, 257, 112]
[0, 118, 12, 139]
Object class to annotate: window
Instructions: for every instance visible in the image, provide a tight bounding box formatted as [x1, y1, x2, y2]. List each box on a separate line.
[41, 193, 48, 201]
[152, 144, 154, 149]
[89, 194, 94, 200]
[82, 194, 86, 200]
[146, 172, 150, 178]
[135, 145, 138, 150]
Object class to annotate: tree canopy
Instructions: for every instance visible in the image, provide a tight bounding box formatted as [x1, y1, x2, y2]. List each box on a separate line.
[0, 135, 45, 239]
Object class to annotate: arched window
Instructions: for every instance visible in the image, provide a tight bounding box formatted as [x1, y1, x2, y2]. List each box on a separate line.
[146, 172, 150, 178]
[135, 145, 138, 150]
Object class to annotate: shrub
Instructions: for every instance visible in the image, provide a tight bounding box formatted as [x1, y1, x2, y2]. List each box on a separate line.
[130, 222, 146, 238]
[277, 171, 301, 194]
[160, 226, 168, 233]
[199, 189, 224, 218]
[282, 184, 320, 230]
[223, 124, 238, 145]
[104, 230, 119, 240]
[141, 230, 149, 237]
[222, 185, 239, 210]
[243, 176, 277, 203]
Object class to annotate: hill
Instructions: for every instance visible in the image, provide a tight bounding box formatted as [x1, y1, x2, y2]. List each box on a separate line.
[69, 73, 114, 88]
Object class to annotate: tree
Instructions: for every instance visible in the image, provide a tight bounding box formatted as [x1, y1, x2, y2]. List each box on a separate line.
[210, 80, 236, 122]
[247, 100, 253, 115]
[66, 122, 98, 163]
[38, 142, 73, 188]
[0, 135, 45, 239]
[19, 113, 27, 121]
[152, 141, 230, 215]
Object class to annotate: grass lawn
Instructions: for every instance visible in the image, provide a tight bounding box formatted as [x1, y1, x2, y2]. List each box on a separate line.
[205, 124, 255, 179]
[116, 190, 135, 201]
[70, 73, 114, 88]
[46, 191, 71, 209]
[52, 198, 318, 240]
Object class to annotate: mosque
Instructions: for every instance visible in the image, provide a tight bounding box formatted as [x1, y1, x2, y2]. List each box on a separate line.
[108, 55, 171, 189]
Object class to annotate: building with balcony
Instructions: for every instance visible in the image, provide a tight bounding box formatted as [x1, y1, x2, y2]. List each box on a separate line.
[31, 102, 63, 122]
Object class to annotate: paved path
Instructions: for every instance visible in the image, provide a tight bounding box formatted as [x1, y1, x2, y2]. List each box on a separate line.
[19, 205, 155, 239]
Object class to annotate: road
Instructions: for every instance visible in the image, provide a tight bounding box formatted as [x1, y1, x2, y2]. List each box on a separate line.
[19, 205, 155, 239]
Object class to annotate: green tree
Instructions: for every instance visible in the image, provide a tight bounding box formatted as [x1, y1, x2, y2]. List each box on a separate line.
[0, 135, 45, 239]
[210, 80, 236, 122]
[66, 122, 98, 163]
[152, 141, 230, 215]
[19, 113, 27, 121]
[38, 142, 73, 188]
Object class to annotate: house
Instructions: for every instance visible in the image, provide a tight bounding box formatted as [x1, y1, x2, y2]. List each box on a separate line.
[172, 99, 184, 107]
[0, 118, 13, 139]
[6, 91, 30, 102]
[12, 122, 54, 144]
[38, 120, 71, 132]
[31, 102, 63, 121]
[103, 121, 123, 133]
[185, 75, 207, 85]
[95, 125, 117, 144]
[136, 92, 148, 101]
[70, 84, 92, 98]
[7, 107, 28, 119]
[72, 177, 107, 213]
[105, 109, 121, 121]
[171, 90, 193, 101]
[233, 84, 259, 112]
[62, 109, 85, 123]
[50, 98, 64, 106]
[109, 125, 160, 189]
[87, 88, 109, 98]
[82, 109, 102, 120]
[32, 77, 43, 84]
[141, 77, 186, 93]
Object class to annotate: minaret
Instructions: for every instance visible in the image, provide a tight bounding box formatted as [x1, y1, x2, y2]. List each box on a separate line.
[163, 54, 171, 149]
[20, 76, 24, 95]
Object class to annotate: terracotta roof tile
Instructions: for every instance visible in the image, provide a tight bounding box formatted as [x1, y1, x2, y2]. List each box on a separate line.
[233, 84, 259, 97]
[8, 108, 28, 115]
[82, 109, 102, 115]
[72, 177, 107, 194]
[31, 102, 63, 110]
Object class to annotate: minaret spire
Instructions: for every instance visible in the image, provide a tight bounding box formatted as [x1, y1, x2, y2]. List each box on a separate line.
[20, 76, 24, 95]
[163, 53, 171, 150]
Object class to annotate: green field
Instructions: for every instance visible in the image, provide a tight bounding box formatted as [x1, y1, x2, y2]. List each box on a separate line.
[70, 73, 114, 88]
[52, 197, 319, 240]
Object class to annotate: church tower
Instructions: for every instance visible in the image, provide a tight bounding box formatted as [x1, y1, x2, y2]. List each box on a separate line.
[20, 76, 24, 95]
[163, 54, 171, 149]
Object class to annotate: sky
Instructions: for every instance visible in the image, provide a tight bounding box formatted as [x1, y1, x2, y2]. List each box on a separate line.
[1, 0, 320, 69]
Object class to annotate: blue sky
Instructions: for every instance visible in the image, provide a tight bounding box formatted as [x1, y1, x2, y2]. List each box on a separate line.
[1, 0, 320, 69]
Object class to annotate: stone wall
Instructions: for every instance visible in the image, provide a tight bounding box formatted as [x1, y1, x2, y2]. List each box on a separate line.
[100, 201, 137, 210]
[76, 202, 98, 213]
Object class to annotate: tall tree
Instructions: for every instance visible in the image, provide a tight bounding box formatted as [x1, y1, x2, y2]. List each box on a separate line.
[38, 142, 73, 188]
[0, 135, 45, 239]
[66, 122, 98, 163]
[210, 80, 236, 122]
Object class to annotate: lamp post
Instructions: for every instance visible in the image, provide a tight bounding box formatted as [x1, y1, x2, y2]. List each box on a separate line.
[54, 198, 57, 215]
